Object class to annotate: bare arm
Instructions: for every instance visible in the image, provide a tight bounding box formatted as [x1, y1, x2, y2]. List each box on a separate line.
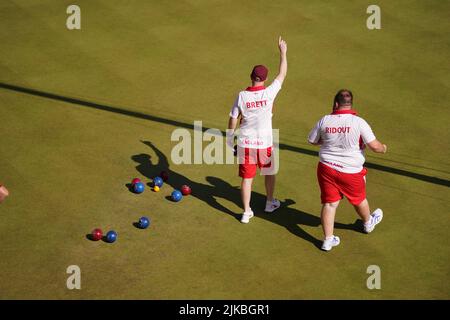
[226, 117, 239, 149]
[367, 139, 387, 154]
[0, 185, 9, 203]
[228, 117, 238, 131]
[275, 36, 287, 85]
[307, 119, 323, 146]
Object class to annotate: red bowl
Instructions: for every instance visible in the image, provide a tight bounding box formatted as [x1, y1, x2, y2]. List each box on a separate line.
[91, 228, 103, 241]
[181, 185, 191, 196]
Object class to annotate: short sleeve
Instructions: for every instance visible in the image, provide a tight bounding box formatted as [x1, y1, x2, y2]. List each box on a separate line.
[359, 118, 376, 144]
[266, 79, 282, 99]
[308, 118, 324, 144]
[229, 95, 240, 119]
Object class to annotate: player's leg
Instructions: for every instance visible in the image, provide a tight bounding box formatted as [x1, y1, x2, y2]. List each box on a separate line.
[344, 168, 383, 233]
[354, 198, 383, 233]
[238, 147, 256, 223]
[321, 200, 340, 238]
[320, 201, 341, 251]
[353, 198, 371, 223]
[240, 177, 254, 223]
[241, 178, 253, 213]
[265, 174, 275, 202]
[264, 174, 280, 213]
[317, 162, 342, 251]
[259, 147, 280, 213]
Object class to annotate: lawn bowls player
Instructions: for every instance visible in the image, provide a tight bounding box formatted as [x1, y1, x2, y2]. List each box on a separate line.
[308, 89, 388, 251]
[227, 36, 288, 224]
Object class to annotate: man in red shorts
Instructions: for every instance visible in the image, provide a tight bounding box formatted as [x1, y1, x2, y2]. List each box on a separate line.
[227, 36, 287, 223]
[308, 89, 387, 251]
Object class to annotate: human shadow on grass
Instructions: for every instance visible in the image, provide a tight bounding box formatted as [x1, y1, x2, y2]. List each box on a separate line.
[133, 141, 362, 249]
[1, 82, 448, 188]
[131, 142, 240, 217]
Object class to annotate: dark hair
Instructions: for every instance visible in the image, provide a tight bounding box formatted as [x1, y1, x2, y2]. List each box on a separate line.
[333, 89, 353, 108]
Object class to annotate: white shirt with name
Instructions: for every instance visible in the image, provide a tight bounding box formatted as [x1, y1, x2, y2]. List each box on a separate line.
[308, 110, 376, 173]
[229, 80, 282, 149]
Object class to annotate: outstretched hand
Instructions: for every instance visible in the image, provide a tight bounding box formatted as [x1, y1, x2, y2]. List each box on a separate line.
[0, 185, 9, 203]
[275, 36, 288, 84]
[278, 36, 287, 54]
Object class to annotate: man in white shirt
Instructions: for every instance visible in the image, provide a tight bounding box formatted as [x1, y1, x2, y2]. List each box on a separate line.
[308, 89, 387, 251]
[227, 36, 288, 223]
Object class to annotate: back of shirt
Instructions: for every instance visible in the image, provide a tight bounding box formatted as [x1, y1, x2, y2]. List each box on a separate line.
[230, 80, 282, 149]
[308, 110, 376, 173]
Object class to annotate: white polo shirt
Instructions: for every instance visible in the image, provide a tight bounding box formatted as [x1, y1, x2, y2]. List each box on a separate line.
[229, 80, 282, 149]
[308, 109, 376, 173]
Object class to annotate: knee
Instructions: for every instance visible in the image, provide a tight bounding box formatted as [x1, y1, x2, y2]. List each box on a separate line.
[324, 201, 340, 209]
[354, 198, 368, 208]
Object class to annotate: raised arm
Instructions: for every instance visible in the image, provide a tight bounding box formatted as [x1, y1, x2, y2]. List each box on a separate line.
[275, 36, 288, 85]
[141, 140, 170, 168]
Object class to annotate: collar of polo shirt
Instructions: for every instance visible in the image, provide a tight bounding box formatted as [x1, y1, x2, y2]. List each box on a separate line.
[332, 109, 357, 115]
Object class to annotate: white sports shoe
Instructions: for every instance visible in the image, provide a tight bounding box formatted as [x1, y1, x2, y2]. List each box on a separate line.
[265, 199, 281, 213]
[240, 211, 254, 224]
[364, 208, 383, 233]
[321, 235, 340, 251]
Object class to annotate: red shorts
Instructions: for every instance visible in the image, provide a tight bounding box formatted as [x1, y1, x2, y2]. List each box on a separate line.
[238, 147, 273, 178]
[317, 162, 367, 205]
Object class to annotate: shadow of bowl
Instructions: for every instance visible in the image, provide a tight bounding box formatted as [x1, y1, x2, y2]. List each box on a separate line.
[125, 183, 135, 193]
[133, 222, 142, 229]
[86, 234, 103, 241]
